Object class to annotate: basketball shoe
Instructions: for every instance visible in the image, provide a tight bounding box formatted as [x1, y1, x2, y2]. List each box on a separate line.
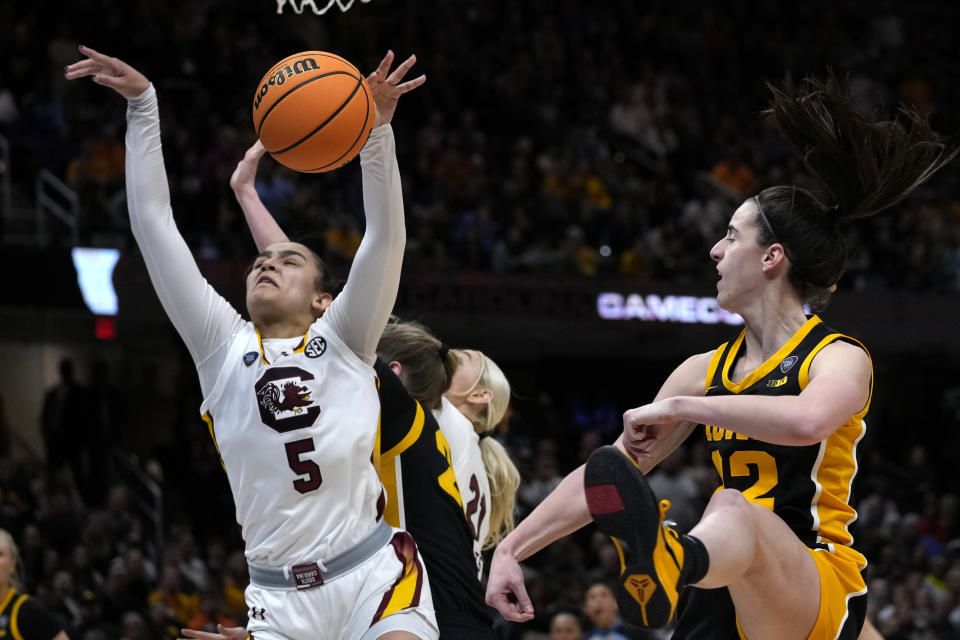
[584, 445, 696, 628]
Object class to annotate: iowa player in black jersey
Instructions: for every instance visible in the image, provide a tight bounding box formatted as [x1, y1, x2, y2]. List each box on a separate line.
[374, 327, 496, 638]
[0, 529, 69, 640]
[487, 74, 956, 640]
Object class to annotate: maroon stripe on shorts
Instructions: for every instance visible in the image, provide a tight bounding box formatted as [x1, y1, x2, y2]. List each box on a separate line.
[369, 532, 422, 626]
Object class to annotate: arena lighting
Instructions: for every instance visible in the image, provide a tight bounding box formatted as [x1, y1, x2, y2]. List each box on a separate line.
[70, 247, 120, 316]
[597, 292, 744, 325]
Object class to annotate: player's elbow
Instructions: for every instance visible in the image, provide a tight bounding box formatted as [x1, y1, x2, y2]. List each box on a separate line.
[791, 411, 837, 445]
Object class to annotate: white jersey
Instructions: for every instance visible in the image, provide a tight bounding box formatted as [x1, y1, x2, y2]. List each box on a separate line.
[200, 321, 384, 565]
[123, 86, 407, 568]
[433, 397, 490, 578]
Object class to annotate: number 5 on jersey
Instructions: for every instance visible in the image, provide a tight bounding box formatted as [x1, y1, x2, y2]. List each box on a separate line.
[286, 438, 322, 493]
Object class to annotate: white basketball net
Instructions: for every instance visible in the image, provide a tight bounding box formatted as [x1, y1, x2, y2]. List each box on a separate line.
[276, 0, 371, 14]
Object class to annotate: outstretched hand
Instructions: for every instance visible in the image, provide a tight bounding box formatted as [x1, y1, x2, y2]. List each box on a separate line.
[485, 547, 535, 622]
[367, 50, 425, 128]
[64, 45, 150, 98]
[178, 624, 247, 640]
[230, 141, 267, 194]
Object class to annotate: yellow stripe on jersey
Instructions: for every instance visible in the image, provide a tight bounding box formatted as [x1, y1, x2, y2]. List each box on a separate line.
[373, 377, 382, 481]
[292, 328, 310, 354]
[381, 403, 425, 461]
[798, 333, 874, 417]
[721, 316, 822, 392]
[0, 588, 16, 617]
[378, 389, 420, 528]
[254, 327, 309, 363]
[704, 343, 727, 392]
[10, 593, 28, 640]
[435, 430, 464, 509]
[201, 412, 226, 471]
[799, 334, 872, 567]
[379, 457, 402, 528]
[254, 327, 270, 365]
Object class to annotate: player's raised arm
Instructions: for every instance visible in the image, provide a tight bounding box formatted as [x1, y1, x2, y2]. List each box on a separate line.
[230, 141, 289, 251]
[321, 50, 426, 364]
[64, 46, 243, 368]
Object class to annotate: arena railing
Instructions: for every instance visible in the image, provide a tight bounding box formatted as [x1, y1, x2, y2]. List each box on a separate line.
[36, 169, 79, 246]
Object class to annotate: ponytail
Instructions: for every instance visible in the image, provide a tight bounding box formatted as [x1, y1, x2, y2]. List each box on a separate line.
[469, 353, 520, 549]
[755, 73, 957, 308]
[377, 318, 457, 410]
[478, 435, 520, 549]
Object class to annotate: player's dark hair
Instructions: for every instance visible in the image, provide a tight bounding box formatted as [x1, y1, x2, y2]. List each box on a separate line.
[290, 234, 341, 297]
[755, 73, 957, 310]
[377, 318, 457, 410]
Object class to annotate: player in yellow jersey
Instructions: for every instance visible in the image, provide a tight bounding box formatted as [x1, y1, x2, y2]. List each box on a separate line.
[486, 74, 955, 640]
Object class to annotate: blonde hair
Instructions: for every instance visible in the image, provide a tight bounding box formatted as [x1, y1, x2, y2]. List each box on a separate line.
[0, 529, 23, 591]
[470, 354, 520, 549]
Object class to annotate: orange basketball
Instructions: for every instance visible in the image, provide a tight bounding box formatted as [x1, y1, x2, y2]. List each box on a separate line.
[252, 51, 375, 173]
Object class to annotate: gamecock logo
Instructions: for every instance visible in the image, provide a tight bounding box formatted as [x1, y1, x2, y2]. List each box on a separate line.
[254, 367, 321, 433]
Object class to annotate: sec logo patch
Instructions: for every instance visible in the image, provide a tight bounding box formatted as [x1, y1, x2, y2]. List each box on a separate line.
[305, 336, 327, 358]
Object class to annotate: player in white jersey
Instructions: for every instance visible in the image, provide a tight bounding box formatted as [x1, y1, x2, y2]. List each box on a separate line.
[230, 135, 521, 583]
[65, 46, 437, 640]
[440, 348, 520, 570]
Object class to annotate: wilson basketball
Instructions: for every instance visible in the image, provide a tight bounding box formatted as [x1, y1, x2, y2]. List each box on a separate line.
[252, 51, 375, 173]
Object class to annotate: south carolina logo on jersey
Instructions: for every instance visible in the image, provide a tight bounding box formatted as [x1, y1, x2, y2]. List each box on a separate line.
[255, 366, 321, 433]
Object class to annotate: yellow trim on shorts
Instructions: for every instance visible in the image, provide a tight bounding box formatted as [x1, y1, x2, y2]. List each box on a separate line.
[808, 548, 867, 639]
[381, 550, 422, 620]
[732, 548, 865, 639]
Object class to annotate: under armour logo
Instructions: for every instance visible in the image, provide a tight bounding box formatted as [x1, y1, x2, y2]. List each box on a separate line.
[250, 606, 267, 621]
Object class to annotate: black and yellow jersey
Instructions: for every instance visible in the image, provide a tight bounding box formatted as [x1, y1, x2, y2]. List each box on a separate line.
[374, 359, 493, 636]
[701, 315, 870, 566]
[0, 587, 65, 640]
[675, 316, 871, 640]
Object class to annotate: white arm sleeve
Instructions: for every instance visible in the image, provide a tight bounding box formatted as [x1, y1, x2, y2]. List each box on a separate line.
[125, 85, 244, 374]
[322, 125, 406, 364]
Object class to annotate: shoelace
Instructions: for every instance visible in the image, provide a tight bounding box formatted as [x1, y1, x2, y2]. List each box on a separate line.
[659, 499, 682, 543]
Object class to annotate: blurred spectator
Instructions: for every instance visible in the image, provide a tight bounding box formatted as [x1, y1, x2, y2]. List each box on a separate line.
[582, 582, 651, 640]
[41, 359, 92, 487]
[550, 611, 583, 640]
[147, 564, 198, 627]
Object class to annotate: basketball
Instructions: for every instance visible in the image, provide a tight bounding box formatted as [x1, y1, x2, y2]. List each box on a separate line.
[252, 51, 375, 173]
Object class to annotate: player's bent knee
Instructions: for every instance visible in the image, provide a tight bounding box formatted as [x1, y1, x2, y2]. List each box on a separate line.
[709, 488, 748, 509]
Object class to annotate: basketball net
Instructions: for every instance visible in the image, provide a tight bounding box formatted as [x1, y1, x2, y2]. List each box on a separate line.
[276, 0, 371, 14]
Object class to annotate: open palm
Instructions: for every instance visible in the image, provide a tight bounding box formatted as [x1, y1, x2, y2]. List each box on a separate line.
[366, 50, 425, 128]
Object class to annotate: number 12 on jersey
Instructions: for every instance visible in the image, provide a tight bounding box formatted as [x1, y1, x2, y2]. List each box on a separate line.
[711, 449, 778, 510]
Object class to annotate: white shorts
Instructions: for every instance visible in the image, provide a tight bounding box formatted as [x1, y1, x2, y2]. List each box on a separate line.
[245, 530, 438, 640]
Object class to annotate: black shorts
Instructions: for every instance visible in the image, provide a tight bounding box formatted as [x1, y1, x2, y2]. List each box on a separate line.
[436, 611, 495, 640]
